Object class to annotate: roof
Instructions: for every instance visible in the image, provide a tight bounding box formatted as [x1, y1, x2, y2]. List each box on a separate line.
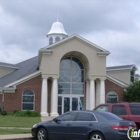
[107, 74, 129, 87]
[107, 64, 138, 71]
[0, 56, 38, 87]
[0, 62, 19, 69]
[47, 21, 68, 36]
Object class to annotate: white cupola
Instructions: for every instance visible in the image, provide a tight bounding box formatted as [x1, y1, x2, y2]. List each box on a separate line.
[47, 21, 68, 45]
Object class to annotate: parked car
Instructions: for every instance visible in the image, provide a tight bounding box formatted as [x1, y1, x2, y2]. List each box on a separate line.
[32, 110, 136, 140]
[94, 102, 140, 128]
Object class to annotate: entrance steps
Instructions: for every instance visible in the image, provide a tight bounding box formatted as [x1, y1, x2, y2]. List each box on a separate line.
[41, 116, 55, 121]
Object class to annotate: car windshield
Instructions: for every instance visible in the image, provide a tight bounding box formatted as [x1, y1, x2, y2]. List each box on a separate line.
[96, 111, 123, 121]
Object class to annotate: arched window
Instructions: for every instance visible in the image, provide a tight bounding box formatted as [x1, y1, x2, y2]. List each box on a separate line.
[55, 36, 60, 43]
[22, 90, 34, 110]
[58, 57, 84, 94]
[49, 37, 53, 45]
[58, 57, 85, 114]
[106, 91, 118, 103]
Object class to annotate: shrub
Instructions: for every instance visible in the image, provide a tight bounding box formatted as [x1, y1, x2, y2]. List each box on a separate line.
[1, 110, 7, 115]
[13, 110, 40, 117]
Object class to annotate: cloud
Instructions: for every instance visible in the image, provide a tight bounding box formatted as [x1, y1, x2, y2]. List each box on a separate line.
[0, 0, 140, 74]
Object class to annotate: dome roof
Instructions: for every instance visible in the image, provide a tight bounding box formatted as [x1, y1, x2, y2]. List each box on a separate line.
[47, 21, 68, 36]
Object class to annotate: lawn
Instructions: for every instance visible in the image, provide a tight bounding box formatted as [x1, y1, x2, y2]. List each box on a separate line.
[0, 128, 31, 135]
[0, 114, 41, 134]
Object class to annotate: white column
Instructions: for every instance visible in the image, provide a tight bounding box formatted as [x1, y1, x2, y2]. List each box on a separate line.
[89, 79, 95, 110]
[96, 80, 100, 106]
[99, 79, 105, 104]
[86, 80, 90, 110]
[50, 78, 59, 116]
[40, 78, 48, 116]
[2, 93, 4, 103]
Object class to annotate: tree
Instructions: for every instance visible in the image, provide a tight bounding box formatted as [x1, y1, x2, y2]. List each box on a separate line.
[124, 80, 140, 102]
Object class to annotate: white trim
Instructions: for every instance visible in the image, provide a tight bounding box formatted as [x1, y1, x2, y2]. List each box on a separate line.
[0, 65, 19, 70]
[22, 89, 35, 111]
[5, 71, 41, 87]
[107, 75, 127, 88]
[107, 65, 138, 71]
[47, 34, 109, 53]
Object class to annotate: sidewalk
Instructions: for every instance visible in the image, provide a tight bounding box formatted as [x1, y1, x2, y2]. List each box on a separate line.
[0, 134, 33, 140]
[0, 116, 54, 140]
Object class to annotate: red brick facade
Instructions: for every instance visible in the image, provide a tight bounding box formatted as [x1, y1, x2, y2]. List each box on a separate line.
[3, 75, 42, 113]
[1, 76, 125, 113]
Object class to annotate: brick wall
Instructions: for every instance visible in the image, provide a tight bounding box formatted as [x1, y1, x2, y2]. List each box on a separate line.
[105, 79, 124, 102]
[4, 75, 42, 113]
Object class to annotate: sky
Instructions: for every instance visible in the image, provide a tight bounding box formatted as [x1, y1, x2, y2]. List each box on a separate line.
[0, 0, 140, 74]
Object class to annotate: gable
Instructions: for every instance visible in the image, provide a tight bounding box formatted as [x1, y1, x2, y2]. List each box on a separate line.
[46, 34, 110, 54]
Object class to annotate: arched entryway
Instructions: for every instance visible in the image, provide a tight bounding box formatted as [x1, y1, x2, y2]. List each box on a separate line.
[58, 57, 85, 115]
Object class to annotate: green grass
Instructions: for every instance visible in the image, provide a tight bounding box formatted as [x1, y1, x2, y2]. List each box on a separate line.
[0, 115, 41, 128]
[0, 114, 41, 134]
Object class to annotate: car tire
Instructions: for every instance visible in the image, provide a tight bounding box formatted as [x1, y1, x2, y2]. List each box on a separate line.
[89, 132, 105, 140]
[37, 127, 48, 140]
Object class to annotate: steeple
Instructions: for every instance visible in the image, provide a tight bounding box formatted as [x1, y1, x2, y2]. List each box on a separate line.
[47, 21, 68, 45]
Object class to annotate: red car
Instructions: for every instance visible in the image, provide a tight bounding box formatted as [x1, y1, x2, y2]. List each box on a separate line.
[94, 102, 140, 128]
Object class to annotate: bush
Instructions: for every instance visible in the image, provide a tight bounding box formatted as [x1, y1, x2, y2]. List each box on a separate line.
[13, 110, 40, 117]
[1, 110, 7, 115]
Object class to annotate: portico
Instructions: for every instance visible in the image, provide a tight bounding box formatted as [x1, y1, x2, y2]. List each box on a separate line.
[39, 21, 109, 117]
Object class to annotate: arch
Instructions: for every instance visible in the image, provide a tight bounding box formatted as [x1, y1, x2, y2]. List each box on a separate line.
[55, 36, 60, 43]
[60, 51, 90, 79]
[49, 37, 53, 45]
[58, 56, 85, 114]
[22, 89, 35, 110]
[106, 91, 118, 103]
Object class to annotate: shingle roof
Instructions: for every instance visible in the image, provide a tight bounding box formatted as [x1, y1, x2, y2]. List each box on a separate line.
[107, 64, 137, 71]
[0, 62, 19, 69]
[0, 56, 38, 87]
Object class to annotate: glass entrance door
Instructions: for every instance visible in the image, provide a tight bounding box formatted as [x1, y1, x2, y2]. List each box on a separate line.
[58, 96, 84, 115]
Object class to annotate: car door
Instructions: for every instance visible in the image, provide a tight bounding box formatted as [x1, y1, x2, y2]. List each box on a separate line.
[71, 112, 97, 139]
[111, 104, 129, 120]
[49, 112, 77, 139]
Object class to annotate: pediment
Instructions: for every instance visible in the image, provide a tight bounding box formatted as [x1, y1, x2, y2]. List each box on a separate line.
[42, 34, 110, 55]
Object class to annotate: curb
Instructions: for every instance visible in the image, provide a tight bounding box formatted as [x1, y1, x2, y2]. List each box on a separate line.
[0, 134, 34, 140]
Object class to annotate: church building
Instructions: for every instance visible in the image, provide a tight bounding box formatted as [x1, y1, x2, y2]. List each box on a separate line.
[0, 21, 138, 116]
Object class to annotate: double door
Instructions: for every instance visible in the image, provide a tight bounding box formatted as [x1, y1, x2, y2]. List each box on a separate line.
[58, 95, 84, 115]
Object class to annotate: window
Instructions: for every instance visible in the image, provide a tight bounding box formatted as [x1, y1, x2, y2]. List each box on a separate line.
[55, 36, 60, 43]
[58, 57, 84, 95]
[130, 69, 135, 82]
[112, 105, 127, 115]
[95, 105, 109, 112]
[22, 90, 34, 110]
[58, 112, 76, 121]
[129, 104, 140, 115]
[76, 112, 95, 121]
[49, 37, 53, 45]
[106, 91, 118, 103]
[97, 112, 122, 121]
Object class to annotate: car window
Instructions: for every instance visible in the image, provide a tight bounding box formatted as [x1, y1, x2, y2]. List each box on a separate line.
[96, 111, 122, 121]
[95, 105, 109, 112]
[76, 112, 96, 121]
[129, 104, 140, 115]
[112, 105, 126, 115]
[58, 112, 76, 121]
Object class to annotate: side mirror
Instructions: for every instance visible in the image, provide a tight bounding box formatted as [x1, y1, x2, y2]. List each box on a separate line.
[53, 118, 61, 124]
